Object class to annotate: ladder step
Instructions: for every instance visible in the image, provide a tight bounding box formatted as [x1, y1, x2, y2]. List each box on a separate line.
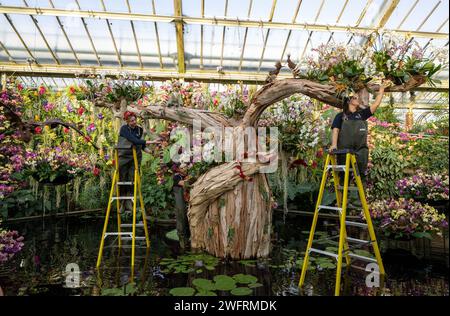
[117, 182, 134, 185]
[319, 205, 342, 211]
[309, 248, 377, 263]
[309, 248, 338, 260]
[120, 223, 145, 228]
[104, 232, 133, 238]
[121, 236, 147, 241]
[348, 252, 377, 263]
[111, 197, 134, 201]
[345, 221, 368, 228]
[337, 186, 359, 191]
[327, 165, 353, 171]
[346, 237, 372, 244]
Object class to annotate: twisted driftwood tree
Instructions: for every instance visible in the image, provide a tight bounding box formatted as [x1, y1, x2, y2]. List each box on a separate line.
[8, 69, 426, 259]
[87, 72, 424, 259]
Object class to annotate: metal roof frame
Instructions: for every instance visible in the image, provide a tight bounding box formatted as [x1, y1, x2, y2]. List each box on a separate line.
[0, 0, 447, 101]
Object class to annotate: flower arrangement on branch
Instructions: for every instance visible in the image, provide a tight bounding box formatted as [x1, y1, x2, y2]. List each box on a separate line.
[369, 198, 448, 240]
[291, 31, 448, 98]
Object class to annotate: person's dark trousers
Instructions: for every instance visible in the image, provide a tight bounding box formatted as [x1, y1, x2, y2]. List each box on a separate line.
[336, 152, 368, 199]
[173, 185, 190, 249]
[118, 158, 141, 211]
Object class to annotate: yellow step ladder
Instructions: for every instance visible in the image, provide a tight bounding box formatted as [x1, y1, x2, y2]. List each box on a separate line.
[96, 146, 150, 272]
[298, 149, 385, 296]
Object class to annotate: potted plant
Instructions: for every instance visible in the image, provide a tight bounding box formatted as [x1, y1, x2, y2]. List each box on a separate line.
[397, 172, 449, 214]
[22, 142, 93, 185]
[369, 198, 448, 240]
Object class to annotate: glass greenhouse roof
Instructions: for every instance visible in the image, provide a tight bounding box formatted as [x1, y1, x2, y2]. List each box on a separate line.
[0, 0, 448, 107]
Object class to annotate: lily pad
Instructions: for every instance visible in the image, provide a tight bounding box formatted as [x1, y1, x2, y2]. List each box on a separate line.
[248, 283, 263, 288]
[195, 291, 217, 296]
[192, 278, 216, 291]
[165, 229, 179, 241]
[101, 288, 123, 296]
[169, 287, 195, 296]
[232, 274, 258, 284]
[354, 249, 374, 258]
[238, 259, 257, 267]
[213, 275, 237, 291]
[230, 287, 253, 296]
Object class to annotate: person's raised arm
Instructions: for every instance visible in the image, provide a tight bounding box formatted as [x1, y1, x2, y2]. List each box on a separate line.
[370, 81, 391, 114]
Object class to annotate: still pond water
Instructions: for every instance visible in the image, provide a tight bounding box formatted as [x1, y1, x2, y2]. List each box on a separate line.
[1, 212, 448, 296]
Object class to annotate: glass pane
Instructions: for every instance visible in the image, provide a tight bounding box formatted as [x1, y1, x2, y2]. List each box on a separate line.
[182, 0, 202, 17]
[128, 0, 153, 15]
[204, 0, 227, 17]
[333, 0, 368, 26]
[226, 0, 252, 19]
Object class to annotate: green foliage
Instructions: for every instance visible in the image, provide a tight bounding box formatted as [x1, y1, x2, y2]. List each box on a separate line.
[77, 176, 109, 210]
[159, 253, 219, 274]
[230, 287, 253, 296]
[101, 283, 137, 296]
[374, 105, 400, 124]
[169, 287, 196, 296]
[165, 229, 179, 241]
[0, 188, 40, 219]
[368, 147, 407, 199]
[213, 275, 237, 291]
[192, 278, 216, 291]
[409, 137, 449, 174]
[170, 274, 261, 296]
[232, 274, 258, 284]
[140, 161, 174, 219]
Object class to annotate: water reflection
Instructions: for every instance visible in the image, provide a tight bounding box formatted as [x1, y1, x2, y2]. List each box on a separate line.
[0, 214, 448, 296]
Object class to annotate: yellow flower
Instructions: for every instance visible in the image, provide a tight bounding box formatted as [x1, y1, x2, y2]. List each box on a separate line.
[35, 115, 40, 121]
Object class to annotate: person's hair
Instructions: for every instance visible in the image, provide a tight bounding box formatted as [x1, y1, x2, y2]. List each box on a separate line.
[342, 97, 351, 115]
[124, 111, 137, 121]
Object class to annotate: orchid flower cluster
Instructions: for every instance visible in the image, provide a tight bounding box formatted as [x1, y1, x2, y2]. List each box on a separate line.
[23, 142, 94, 183]
[293, 31, 446, 97]
[152, 80, 210, 109]
[259, 96, 326, 166]
[216, 87, 249, 118]
[0, 87, 27, 198]
[0, 224, 24, 263]
[397, 172, 449, 201]
[369, 198, 448, 239]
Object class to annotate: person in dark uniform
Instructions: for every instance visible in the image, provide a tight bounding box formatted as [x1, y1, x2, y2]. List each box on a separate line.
[118, 111, 156, 212]
[172, 166, 191, 250]
[329, 81, 390, 187]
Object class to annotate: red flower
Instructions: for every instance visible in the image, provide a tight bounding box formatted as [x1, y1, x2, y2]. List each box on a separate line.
[69, 86, 76, 95]
[84, 136, 91, 142]
[316, 148, 324, 158]
[34, 126, 42, 134]
[77, 107, 85, 116]
[292, 159, 308, 167]
[38, 86, 46, 95]
[311, 161, 318, 169]
[63, 127, 70, 133]
[93, 167, 100, 176]
[17, 84, 24, 91]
